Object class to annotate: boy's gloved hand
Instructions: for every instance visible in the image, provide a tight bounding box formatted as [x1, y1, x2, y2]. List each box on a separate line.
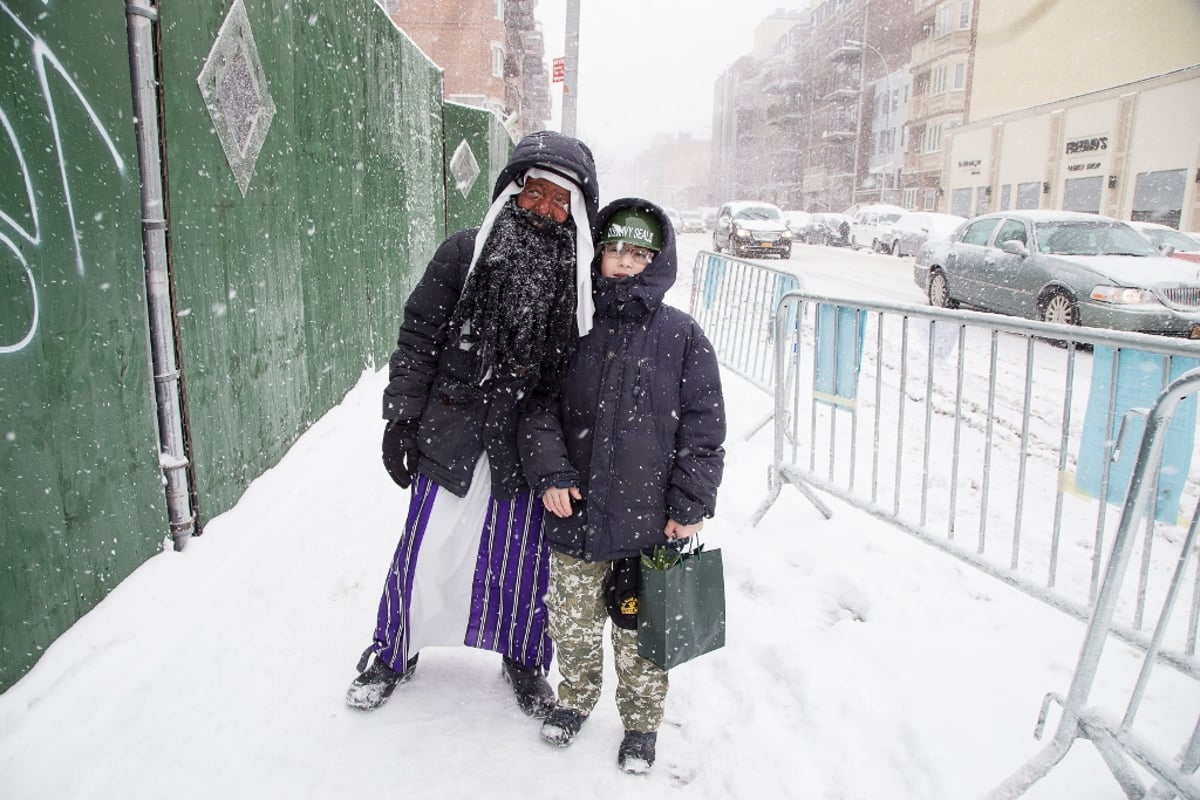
[382, 418, 420, 489]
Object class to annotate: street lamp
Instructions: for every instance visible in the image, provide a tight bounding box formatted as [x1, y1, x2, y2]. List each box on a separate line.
[846, 39, 893, 202]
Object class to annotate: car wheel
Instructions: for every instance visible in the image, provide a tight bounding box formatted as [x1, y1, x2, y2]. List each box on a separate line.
[928, 270, 957, 308]
[1039, 289, 1079, 326]
[891, 239, 900, 257]
[712, 234, 721, 253]
[782, 247, 792, 260]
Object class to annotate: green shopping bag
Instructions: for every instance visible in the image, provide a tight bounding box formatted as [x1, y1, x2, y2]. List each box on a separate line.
[637, 545, 726, 670]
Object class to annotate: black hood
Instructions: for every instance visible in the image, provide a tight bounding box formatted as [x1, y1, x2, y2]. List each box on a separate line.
[591, 197, 677, 319]
[493, 130, 600, 231]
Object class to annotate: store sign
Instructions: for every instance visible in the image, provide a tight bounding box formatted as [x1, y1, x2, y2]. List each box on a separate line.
[552, 57, 565, 83]
[956, 158, 982, 176]
[1065, 136, 1108, 155]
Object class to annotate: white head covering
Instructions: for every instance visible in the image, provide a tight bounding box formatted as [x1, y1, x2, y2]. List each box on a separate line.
[466, 166, 595, 337]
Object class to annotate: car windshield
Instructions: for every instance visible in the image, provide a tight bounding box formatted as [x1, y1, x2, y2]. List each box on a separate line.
[880, 212, 903, 223]
[1033, 221, 1158, 256]
[734, 206, 782, 222]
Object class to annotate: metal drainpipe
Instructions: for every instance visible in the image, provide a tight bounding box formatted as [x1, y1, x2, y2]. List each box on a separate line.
[125, 0, 195, 551]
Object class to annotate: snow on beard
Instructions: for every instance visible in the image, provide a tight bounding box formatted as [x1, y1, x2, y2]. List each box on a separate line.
[450, 197, 578, 386]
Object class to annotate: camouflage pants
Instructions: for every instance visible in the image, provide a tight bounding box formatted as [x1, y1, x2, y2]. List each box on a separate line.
[547, 550, 669, 732]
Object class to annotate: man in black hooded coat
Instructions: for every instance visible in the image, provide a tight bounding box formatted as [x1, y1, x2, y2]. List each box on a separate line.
[346, 131, 600, 718]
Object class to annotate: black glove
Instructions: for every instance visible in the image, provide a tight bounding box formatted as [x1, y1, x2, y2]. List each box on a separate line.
[382, 418, 420, 489]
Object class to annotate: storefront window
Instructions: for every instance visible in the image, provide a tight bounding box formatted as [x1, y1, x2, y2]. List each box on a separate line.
[951, 187, 972, 216]
[1063, 176, 1102, 213]
[1016, 181, 1041, 209]
[1131, 169, 1185, 228]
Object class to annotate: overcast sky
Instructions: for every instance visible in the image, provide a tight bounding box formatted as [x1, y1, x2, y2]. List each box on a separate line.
[535, 1, 806, 162]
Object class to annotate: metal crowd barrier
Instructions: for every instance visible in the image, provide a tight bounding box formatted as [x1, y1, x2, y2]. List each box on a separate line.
[988, 369, 1200, 800]
[688, 250, 1200, 675]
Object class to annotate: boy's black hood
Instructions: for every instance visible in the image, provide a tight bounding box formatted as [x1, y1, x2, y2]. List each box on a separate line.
[493, 130, 600, 231]
[591, 197, 677, 319]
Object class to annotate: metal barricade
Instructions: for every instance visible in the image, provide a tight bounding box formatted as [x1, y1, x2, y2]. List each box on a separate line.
[689, 250, 805, 394]
[989, 369, 1200, 800]
[688, 246, 1200, 672]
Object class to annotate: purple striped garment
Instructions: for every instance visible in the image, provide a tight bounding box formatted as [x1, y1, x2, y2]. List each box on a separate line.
[371, 473, 553, 670]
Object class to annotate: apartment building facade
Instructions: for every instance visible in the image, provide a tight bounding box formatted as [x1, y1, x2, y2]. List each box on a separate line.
[383, 0, 548, 137]
[945, 0, 1200, 230]
[714, 0, 1200, 230]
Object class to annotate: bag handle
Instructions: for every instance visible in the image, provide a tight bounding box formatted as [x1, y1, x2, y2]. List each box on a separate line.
[642, 532, 706, 570]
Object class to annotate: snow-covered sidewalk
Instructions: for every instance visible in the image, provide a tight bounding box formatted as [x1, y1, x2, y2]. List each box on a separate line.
[3, 358, 1189, 799]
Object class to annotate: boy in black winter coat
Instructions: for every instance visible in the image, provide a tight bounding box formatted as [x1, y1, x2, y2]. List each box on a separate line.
[518, 198, 726, 774]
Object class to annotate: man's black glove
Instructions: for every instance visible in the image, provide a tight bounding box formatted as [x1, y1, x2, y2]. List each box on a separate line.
[382, 418, 420, 489]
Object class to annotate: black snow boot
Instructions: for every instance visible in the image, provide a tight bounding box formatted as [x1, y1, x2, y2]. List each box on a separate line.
[501, 655, 555, 718]
[345, 648, 418, 710]
[540, 705, 588, 747]
[617, 730, 657, 774]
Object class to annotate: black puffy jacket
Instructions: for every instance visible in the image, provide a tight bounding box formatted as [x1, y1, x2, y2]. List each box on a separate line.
[519, 198, 726, 562]
[380, 131, 600, 499]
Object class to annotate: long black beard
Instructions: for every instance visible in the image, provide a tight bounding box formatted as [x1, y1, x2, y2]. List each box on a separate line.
[449, 198, 579, 395]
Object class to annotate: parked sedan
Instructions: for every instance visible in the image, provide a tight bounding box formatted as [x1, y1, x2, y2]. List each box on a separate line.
[1129, 220, 1200, 264]
[801, 212, 851, 247]
[712, 201, 793, 258]
[889, 211, 966, 258]
[913, 210, 1200, 337]
[782, 210, 812, 236]
[679, 210, 706, 233]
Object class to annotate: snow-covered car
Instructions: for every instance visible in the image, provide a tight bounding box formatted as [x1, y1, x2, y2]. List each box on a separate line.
[849, 203, 907, 253]
[712, 201, 793, 258]
[663, 207, 683, 232]
[1129, 220, 1200, 264]
[800, 212, 851, 247]
[782, 210, 812, 236]
[913, 210, 1200, 337]
[888, 211, 967, 258]
[679, 210, 706, 233]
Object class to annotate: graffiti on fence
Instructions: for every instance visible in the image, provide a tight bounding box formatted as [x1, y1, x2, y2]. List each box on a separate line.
[1, 1, 127, 354]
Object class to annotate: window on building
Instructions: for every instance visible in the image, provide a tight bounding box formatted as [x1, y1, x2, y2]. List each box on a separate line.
[953, 63, 966, 90]
[1131, 169, 1186, 228]
[931, 65, 946, 94]
[1016, 181, 1041, 209]
[999, 184, 1012, 211]
[951, 187, 973, 217]
[975, 186, 990, 215]
[1064, 176, 1103, 214]
[935, 4, 952, 36]
[491, 43, 504, 79]
[904, 187, 918, 209]
[911, 128, 925, 153]
[924, 188, 938, 210]
[959, 0, 971, 28]
[892, 88, 899, 113]
[926, 123, 942, 152]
